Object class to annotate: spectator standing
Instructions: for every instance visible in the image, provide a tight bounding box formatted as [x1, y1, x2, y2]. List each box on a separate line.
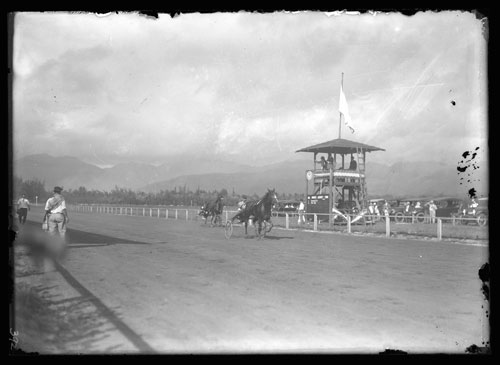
[297, 199, 306, 225]
[368, 202, 375, 217]
[44, 186, 70, 259]
[383, 200, 391, 220]
[470, 198, 478, 215]
[327, 154, 336, 170]
[319, 156, 328, 171]
[16, 194, 30, 225]
[427, 200, 438, 224]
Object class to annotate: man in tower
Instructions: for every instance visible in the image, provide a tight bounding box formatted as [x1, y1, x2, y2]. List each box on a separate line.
[349, 156, 357, 170]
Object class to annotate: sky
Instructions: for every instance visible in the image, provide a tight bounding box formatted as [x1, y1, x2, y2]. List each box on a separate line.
[12, 10, 488, 169]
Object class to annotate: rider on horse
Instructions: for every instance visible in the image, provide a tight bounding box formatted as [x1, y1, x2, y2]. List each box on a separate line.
[229, 189, 278, 239]
[199, 194, 225, 226]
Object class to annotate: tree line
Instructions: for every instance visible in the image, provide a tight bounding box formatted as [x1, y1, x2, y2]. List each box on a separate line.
[12, 176, 305, 207]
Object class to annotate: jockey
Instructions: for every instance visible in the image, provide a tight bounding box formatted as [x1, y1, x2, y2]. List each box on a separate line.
[237, 195, 248, 211]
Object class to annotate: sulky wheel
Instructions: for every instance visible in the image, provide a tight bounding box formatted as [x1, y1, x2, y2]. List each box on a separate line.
[224, 220, 233, 239]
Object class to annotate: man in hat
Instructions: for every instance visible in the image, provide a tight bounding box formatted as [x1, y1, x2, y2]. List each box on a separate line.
[16, 194, 31, 225]
[426, 200, 438, 224]
[44, 186, 70, 256]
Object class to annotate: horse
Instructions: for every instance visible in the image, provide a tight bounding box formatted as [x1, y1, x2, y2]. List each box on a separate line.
[230, 200, 257, 235]
[230, 188, 278, 239]
[199, 195, 224, 226]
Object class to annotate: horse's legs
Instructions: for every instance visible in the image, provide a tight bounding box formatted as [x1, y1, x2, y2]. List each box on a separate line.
[265, 220, 273, 234]
[256, 220, 263, 240]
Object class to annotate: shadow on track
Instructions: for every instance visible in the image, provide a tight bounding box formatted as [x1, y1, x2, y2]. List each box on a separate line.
[242, 235, 294, 240]
[18, 220, 151, 249]
[13, 221, 156, 353]
[260, 235, 294, 240]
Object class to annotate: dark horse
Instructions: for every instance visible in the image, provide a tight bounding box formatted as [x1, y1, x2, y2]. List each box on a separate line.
[230, 188, 278, 239]
[199, 195, 224, 226]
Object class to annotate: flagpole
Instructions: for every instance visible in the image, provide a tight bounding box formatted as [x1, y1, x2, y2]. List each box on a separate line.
[339, 72, 344, 139]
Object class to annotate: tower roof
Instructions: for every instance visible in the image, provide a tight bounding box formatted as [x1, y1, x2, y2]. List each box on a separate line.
[296, 138, 385, 154]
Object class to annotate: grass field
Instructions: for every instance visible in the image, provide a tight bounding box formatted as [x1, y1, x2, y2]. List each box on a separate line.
[11, 207, 490, 354]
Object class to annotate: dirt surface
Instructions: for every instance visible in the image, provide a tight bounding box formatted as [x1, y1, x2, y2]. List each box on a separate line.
[11, 207, 489, 354]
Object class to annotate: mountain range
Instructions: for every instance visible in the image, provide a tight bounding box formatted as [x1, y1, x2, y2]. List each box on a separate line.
[13, 154, 487, 198]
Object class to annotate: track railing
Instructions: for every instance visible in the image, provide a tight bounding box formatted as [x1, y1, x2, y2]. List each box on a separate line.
[68, 205, 487, 241]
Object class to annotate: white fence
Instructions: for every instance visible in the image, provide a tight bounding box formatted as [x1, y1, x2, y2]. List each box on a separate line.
[68, 205, 487, 241]
[68, 204, 234, 222]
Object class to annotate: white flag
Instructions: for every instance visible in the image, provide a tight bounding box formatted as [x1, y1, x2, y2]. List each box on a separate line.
[339, 85, 355, 133]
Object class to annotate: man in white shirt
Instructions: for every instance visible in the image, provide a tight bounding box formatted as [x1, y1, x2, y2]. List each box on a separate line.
[470, 198, 479, 215]
[44, 186, 70, 242]
[16, 194, 30, 225]
[426, 200, 438, 224]
[368, 202, 375, 215]
[297, 200, 305, 224]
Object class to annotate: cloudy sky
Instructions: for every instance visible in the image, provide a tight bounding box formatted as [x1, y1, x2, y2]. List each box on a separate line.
[12, 10, 488, 168]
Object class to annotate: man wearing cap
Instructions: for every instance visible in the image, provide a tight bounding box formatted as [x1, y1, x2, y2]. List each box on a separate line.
[426, 200, 437, 224]
[44, 186, 70, 243]
[16, 194, 31, 225]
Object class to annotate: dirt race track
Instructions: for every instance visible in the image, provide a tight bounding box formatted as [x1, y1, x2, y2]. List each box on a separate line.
[12, 208, 489, 354]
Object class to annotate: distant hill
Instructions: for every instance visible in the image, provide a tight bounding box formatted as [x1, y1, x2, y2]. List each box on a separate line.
[13, 154, 252, 191]
[140, 159, 314, 195]
[139, 159, 486, 198]
[13, 154, 487, 198]
[13, 154, 103, 190]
